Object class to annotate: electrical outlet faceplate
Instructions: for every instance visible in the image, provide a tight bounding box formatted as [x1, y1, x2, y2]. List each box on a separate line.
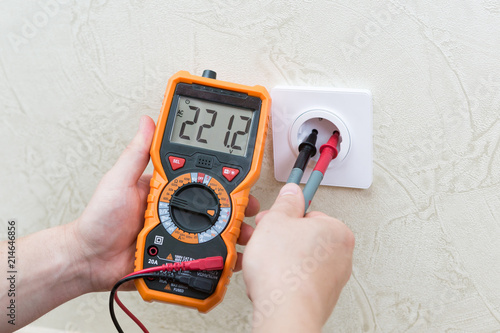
[271, 86, 373, 189]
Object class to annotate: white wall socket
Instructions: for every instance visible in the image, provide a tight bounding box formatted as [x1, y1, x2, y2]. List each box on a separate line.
[271, 86, 373, 189]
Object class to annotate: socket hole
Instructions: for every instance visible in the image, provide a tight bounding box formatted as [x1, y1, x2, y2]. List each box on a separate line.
[297, 118, 341, 162]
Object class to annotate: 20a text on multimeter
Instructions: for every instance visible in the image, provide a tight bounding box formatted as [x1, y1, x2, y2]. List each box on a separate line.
[134, 70, 270, 312]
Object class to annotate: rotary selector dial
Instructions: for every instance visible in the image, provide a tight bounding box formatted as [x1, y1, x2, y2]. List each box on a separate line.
[170, 184, 219, 233]
[158, 172, 231, 244]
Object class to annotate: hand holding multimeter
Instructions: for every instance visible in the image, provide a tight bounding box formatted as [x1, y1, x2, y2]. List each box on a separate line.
[108, 70, 351, 333]
[107, 70, 270, 331]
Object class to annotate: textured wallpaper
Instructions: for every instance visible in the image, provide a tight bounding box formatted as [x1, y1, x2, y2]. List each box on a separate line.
[1, 0, 500, 332]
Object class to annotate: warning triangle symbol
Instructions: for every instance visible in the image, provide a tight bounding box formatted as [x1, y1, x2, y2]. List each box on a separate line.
[164, 284, 171, 291]
[166, 253, 173, 260]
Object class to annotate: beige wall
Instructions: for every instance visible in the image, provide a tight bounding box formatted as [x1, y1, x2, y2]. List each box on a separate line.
[1, 1, 500, 332]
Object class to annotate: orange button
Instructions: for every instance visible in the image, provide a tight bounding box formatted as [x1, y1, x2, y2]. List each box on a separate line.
[207, 209, 215, 216]
[168, 156, 185, 171]
[222, 167, 239, 182]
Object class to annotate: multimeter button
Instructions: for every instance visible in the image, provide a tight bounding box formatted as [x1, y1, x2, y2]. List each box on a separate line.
[222, 167, 239, 182]
[168, 156, 186, 170]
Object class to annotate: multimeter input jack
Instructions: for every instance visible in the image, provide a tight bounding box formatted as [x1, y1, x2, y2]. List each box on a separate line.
[147, 246, 158, 256]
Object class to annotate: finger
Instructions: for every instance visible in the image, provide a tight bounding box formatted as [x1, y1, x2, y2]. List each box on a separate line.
[245, 195, 260, 217]
[138, 173, 153, 187]
[237, 222, 254, 245]
[110, 116, 155, 186]
[137, 174, 153, 201]
[268, 183, 304, 218]
[234, 252, 243, 272]
[255, 210, 269, 225]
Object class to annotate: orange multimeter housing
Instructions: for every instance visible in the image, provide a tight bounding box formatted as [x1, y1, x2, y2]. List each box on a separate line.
[134, 70, 270, 312]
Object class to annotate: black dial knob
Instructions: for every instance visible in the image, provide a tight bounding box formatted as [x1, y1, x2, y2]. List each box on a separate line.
[169, 184, 219, 233]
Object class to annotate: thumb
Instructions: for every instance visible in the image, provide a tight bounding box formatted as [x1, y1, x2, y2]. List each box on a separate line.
[268, 183, 305, 218]
[110, 115, 155, 185]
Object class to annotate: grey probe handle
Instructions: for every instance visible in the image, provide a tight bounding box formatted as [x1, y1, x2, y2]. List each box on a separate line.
[302, 170, 323, 213]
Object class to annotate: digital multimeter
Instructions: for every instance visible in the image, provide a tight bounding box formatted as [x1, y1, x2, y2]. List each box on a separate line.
[134, 70, 270, 312]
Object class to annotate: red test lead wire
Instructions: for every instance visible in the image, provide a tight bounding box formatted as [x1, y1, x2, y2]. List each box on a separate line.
[122, 256, 224, 279]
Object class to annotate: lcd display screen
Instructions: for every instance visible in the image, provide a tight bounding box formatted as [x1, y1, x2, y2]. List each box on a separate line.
[170, 96, 254, 156]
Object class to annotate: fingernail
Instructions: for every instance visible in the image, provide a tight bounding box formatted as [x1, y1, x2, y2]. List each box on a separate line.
[279, 183, 299, 197]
